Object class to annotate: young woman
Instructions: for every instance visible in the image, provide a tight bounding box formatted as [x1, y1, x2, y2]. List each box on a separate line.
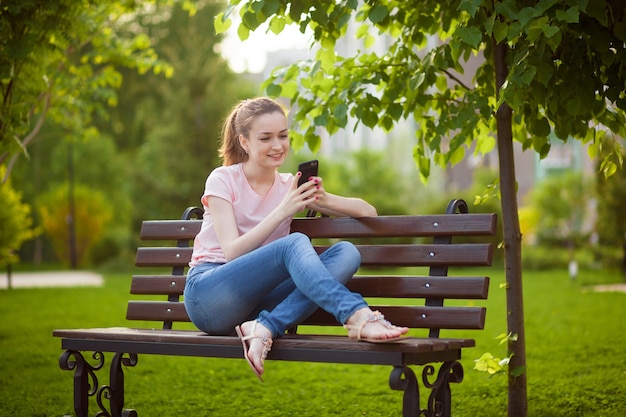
[184, 97, 408, 382]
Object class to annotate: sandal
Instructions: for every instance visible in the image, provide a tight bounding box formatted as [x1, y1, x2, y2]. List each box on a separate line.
[344, 311, 404, 343]
[235, 321, 273, 382]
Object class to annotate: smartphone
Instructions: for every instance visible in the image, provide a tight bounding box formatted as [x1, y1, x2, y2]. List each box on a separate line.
[297, 160, 319, 187]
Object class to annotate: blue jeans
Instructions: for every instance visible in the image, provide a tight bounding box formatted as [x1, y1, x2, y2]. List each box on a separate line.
[183, 232, 367, 339]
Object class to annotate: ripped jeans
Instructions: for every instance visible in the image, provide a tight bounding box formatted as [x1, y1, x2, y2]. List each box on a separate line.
[183, 232, 367, 339]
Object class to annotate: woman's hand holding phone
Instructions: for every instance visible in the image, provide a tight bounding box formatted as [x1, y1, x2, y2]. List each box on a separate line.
[297, 160, 318, 188]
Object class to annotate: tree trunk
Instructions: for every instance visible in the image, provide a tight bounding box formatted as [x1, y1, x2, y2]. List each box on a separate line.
[493, 41, 528, 417]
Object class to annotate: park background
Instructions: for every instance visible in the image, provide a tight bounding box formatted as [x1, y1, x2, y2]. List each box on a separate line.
[1, 1, 626, 416]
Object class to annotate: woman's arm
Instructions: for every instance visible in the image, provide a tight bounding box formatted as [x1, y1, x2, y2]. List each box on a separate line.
[303, 177, 377, 218]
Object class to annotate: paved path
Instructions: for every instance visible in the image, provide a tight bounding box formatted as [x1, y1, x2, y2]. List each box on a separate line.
[590, 283, 626, 293]
[0, 270, 103, 289]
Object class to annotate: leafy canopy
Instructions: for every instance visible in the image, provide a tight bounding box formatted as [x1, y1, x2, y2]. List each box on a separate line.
[0, 0, 198, 181]
[216, 0, 625, 181]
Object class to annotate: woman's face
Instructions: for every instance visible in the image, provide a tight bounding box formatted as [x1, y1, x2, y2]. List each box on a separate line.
[241, 111, 289, 169]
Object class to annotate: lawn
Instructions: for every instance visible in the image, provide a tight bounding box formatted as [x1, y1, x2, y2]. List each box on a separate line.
[0, 266, 625, 417]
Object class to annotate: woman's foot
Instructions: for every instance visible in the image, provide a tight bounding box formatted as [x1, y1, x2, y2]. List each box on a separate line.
[235, 320, 273, 382]
[344, 308, 409, 343]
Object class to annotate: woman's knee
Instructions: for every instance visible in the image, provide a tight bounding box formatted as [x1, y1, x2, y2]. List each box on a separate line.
[334, 241, 361, 271]
[337, 240, 360, 258]
[286, 231, 310, 245]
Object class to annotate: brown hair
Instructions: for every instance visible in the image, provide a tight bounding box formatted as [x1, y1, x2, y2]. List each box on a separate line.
[219, 97, 287, 166]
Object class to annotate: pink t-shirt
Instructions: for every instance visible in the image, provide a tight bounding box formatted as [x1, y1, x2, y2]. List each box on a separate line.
[189, 163, 294, 266]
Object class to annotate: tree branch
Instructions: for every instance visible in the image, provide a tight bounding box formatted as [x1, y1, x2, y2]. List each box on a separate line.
[442, 69, 471, 90]
[2, 89, 52, 184]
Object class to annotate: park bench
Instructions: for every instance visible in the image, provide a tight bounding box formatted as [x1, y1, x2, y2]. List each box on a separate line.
[53, 199, 497, 417]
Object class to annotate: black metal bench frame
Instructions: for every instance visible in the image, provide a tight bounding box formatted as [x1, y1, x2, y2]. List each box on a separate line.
[53, 199, 496, 417]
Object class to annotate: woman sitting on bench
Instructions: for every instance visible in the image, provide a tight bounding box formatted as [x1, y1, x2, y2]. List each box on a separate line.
[183, 97, 408, 382]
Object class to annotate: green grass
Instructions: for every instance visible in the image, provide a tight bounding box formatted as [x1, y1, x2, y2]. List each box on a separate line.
[1, 267, 625, 416]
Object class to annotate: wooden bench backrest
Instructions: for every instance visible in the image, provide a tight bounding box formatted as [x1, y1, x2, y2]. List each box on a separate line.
[129, 204, 497, 336]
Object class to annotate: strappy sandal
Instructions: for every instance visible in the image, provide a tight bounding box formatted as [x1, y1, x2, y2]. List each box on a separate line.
[235, 321, 273, 382]
[343, 311, 404, 343]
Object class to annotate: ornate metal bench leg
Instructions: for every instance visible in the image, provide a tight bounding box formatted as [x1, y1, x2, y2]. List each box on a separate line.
[389, 366, 420, 417]
[59, 351, 138, 417]
[95, 352, 139, 417]
[59, 351, 104, 417]
[105, 352, 138, 417]
[422, 361, 464, 417]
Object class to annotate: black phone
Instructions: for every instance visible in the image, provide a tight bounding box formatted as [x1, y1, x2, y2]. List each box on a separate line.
[297, 160, 319, 187]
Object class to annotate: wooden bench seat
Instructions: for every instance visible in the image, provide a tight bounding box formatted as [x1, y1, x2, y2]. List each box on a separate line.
[53, 199, 497, 417]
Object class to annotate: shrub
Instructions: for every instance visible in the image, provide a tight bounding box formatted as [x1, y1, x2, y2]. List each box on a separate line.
[0, 166, 39, 267]
[525, 171, 593, 247]
[37, 183, 113, 267]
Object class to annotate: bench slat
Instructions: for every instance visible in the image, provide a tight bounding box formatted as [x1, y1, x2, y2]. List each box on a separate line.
[135, 244, 492, 268]
[354, 244, 492, 266]
[303, 306, 486, 330]
[127, 301, 191, 322]
[130, 275, 187, 295]
[348, 276, 490, 299]
[130, 275, 489, 299]
[135, 247, 193, 267]
[140, 220, 202, 240]
[138, 214, 497, 241]
[291, 214, 497, 238]
[126, 301, 486, 330]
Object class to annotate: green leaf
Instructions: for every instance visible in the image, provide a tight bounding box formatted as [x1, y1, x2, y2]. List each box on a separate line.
[261, 0, 280, 16]
[388, 102, 403, 121]
[290, 130, 305, 151]
[333, 103, 348, 120]
[449, 145, 465, 165]
[409, 72, 425, 90]
[533, 117, 551, 137]
[457, 26, 483, 48]
[541, 23, 559, 39]
[237, 24, 250, 41]
[556, 6, 579, 23]
[364, 34, 376, 48]
[518, 64, 537, 85]
[510, 365, 527, 377]
[214, 13, 231, 34]
[600, 159, 617, 178]
[566, 96, 581, 116]
[240, 7, 262, 31]
[314, 113, 328, 126]
[587, 140, 599, 159]
[307, 134, 322, 153]
[435, 75, 447, 92]
[310, 7, 328, 26]
[476, 134, 496, 154]
[269, 16, 286, 35]
[317, 37, 337, 71]
[415, 155, 431, 183]
[281, 80, 298, 99]
[458, 0, 483, 17]
[356, 23, 369, 39]
[368, 5, 388, 24]
[266, 83, 282, 97]
[493, 20, 508, 43]
[362, 109, 378, 128]
[517, 7, 536, 28]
